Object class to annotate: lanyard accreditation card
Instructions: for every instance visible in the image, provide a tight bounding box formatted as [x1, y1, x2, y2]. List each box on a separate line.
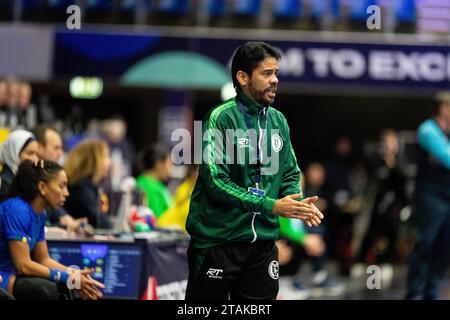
[236, 98, 268, 198]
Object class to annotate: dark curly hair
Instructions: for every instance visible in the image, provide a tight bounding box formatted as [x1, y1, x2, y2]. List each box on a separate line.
[135, 143, 170, 173]
[7, 159, 64, 202]
[231, 41, 281, 89]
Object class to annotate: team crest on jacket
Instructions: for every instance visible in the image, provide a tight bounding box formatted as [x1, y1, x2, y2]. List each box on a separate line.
[271, 134, 283, 152]
[268, 260, 279, 280]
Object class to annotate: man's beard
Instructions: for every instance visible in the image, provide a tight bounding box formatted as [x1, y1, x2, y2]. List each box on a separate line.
[248, 82, 276, 106]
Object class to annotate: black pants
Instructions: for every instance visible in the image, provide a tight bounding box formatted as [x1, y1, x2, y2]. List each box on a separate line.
[406, 190, 450, 300]
[279, 225, 328, 276]
[12, 276, 74, 300]
[185, 240, 279, 300]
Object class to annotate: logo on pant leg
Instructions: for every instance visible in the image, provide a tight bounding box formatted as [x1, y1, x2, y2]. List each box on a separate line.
[206, 268, 223, 279]
[268, 261, 279, 280]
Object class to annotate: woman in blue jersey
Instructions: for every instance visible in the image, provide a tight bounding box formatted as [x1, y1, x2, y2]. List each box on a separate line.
[0, 160, 105, 300]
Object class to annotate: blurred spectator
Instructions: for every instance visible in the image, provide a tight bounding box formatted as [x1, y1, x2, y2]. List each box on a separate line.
[0, 78, 36, 130]
[277, 218, 325, 299]
[85, 118, 102, 139]
[63, 140, 112, 229]
[157, 164, 198, 232]
[135, 143, 173, 219]
[4, 77, 21, 129]
[0, 79, 7, 126]
[406, 91, 450, 300]
[62, 104, 87, 152]
[99, 116, 135, 218]
[304, 162, 328, 213]
[0, 130, 39, 200]
[100, 116, 135, 192]
[0, 79, 8, 131]
[357, 129, 408, 286]
[277, 163, 345, 299]
[33, 124, 90, 235]
[0, 80, 6, 107]
[17, 81, 37, 129]
[33, 124, 64, 164]
[17, 82, 31, 112]
[324, 136, 364, 276]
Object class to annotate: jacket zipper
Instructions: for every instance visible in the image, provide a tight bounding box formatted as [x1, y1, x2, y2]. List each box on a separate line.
[250, 108, 267, 243]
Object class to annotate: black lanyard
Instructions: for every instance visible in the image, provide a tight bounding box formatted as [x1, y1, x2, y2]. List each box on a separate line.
[236, 98, 269, 187]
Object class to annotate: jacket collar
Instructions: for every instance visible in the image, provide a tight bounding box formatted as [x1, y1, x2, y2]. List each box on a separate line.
[236, 88, 268, 115]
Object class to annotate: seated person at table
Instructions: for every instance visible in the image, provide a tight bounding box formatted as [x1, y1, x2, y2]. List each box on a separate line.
[135, 143, 173, 220]
[0, 160, 104, 300]
[157, 164, 198, 232]
[32, 124, 90, 235]
[63, 140, 112, 229]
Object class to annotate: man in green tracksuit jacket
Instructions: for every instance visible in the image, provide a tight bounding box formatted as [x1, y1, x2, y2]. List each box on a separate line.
[185, 41, 324, 300]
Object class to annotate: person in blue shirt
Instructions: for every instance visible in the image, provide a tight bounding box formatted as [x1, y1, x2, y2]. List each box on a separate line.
[0, 159, 105, 300]
[406, 91, 450, 300]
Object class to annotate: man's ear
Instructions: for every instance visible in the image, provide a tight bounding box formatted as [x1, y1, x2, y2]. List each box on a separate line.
[37, 181, 47, 197]
[236, 71, 249, 87]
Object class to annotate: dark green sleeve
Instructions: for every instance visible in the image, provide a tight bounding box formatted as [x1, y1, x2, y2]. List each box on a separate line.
[201, 111, 276, 215]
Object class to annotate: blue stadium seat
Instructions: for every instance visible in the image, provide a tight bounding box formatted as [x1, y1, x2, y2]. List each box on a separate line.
[394, 0, 415, 23]
[156, 0, 190, 15]
[309, 0, 340, 20]
[47, 0, 76, 8]
[21, 0, 41, 9]
[274, 0, 302, 19]
[233, 0, 261, 16]
[85, 0, 115, 11]
[121, 0, 152, 13]
[345, 0, 378, 21]
[204, 0, 227, 17]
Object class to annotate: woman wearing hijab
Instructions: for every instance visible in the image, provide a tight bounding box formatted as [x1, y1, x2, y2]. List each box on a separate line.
[0, 130, 40, 200]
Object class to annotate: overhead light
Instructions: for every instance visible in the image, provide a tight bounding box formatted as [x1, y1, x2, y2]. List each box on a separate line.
[70, 77, 103, 99]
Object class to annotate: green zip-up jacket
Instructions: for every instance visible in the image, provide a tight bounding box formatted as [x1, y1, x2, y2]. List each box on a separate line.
[186, 89, 303, 248]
